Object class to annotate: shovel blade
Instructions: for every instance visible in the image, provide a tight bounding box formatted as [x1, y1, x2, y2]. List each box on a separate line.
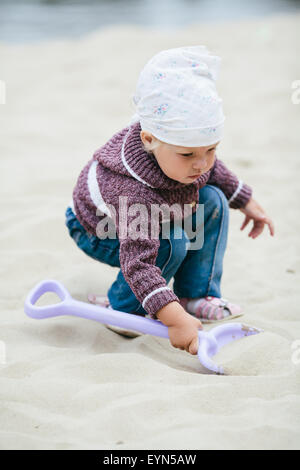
[197, 323, 263, 375]
[212, 323, 263, 350]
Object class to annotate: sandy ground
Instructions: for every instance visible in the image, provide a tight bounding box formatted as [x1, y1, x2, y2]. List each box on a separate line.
[0, 12, 300, 450]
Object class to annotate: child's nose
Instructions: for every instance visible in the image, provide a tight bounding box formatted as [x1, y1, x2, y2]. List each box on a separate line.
[193, 158, 207, 171]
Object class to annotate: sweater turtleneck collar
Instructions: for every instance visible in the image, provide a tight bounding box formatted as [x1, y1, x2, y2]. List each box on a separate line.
[119, 121, 210, 190]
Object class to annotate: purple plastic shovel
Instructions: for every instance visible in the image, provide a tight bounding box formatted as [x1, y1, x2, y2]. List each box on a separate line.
[24, 280, 262, 374]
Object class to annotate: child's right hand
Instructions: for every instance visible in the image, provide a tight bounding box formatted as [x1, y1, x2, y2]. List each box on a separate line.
[156, 301, 203, 355]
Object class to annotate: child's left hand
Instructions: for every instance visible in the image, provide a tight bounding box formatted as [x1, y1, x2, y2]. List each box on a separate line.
[239, 197, 275, 239]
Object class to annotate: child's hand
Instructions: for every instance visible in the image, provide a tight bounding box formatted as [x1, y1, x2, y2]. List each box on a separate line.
[156, 301, 203, 355]
[168, 314, 203, 355]
[239, 197, 275, 239]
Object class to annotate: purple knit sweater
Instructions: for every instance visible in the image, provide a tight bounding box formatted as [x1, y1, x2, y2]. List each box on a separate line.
[72, 121, 252, 319]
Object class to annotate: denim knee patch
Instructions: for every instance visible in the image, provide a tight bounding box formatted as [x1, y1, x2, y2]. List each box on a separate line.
[199, 184, 228, 209]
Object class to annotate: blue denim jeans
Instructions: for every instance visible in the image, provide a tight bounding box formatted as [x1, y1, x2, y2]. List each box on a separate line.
[65, 184, 229, 316]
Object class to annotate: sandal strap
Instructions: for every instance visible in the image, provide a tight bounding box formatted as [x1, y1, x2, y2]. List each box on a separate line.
[195, 299, 222, 320]
[196, 297, 230, 320]
[206, 296, 230, 310]
[180, 296, 241, 320]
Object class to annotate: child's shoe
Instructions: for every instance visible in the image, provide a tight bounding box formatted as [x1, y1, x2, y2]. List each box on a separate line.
[179, 296, 243, 323]
[87, 293, 144, 338]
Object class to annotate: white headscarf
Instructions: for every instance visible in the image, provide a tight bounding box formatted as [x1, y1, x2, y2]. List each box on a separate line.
[130, 45, 225, 147]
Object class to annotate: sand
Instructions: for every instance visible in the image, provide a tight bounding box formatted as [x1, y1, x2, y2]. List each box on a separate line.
[0, 12, 300, 450]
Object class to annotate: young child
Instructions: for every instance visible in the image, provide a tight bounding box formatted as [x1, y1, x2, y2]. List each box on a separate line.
[65, 46, 274, 356]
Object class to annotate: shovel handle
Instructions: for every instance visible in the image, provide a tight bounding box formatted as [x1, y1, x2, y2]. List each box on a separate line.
[24, 279, 72, 319]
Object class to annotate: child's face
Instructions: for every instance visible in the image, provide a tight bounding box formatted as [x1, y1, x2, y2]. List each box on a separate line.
[149, 138, 219, 184]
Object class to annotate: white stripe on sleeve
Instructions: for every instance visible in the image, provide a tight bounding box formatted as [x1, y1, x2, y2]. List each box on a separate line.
[228, 179, 243, 204]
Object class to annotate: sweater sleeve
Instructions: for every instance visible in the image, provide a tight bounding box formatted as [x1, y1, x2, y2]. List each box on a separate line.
[207, 156, 253, 209]
[112, 195, 180, 319]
